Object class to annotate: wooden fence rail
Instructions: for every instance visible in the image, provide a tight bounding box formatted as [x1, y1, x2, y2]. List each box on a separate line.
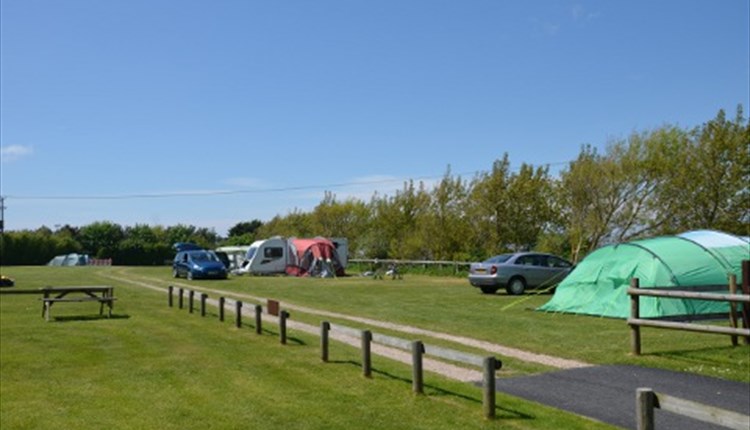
[323, 321, 502, 419]
[628, 265, 750, 355]
[167, 287, 286, 342]
[349, 258, 471, 275]
[636, 388, 750, 430]
[350, 258, 471, 267]
[168, 287, 503, 420]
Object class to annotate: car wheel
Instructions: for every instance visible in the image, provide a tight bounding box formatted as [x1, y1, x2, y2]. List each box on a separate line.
[506, 277, 526, 295]
[480, 286, 498, 294]
[187, 271, 194, 281]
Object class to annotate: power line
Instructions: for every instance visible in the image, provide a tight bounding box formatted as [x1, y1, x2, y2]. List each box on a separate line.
[5, 161, 572, 202]
[6, 176, 429, 201]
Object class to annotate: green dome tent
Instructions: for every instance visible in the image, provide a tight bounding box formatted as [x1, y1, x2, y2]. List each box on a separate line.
[538, 230, 749, 319]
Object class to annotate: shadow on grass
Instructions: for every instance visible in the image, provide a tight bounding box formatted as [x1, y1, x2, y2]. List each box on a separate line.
[326, 360, 533, 420]
[225, 323, 307, 346]
[286, 337, 306, 346]
[647, 344, 750, 364]
[51, 314, 131, 323]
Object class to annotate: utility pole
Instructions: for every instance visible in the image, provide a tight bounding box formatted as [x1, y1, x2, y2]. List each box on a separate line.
[0, 196, 5, 233]
[0, 196, 5, 266]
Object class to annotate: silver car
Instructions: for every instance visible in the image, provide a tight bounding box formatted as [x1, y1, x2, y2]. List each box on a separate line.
[468, 252, 573, 295]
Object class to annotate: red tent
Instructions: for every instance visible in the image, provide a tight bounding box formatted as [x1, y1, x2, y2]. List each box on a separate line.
[285, 238, 345, 277]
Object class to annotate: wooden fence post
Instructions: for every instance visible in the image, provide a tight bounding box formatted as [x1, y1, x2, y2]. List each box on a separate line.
[200, 293, 207, 317]
[630, 278, 642, 355]
[412, 341, 424, 394]
[168, 286, 173, 307]
[321, 321, 330, 362]
[362, 330, 372, 378]
[730, 274, 739, 346]
[188, 290, 195, 314]
[280, 310, 289, 345]
[636, 388, 655, 430]
[255, 304, 262, 334]
[483, 356, 497, 419]
[742, 260, 750, 344]
[178, 288, 184, 309]
[235, 300, 242, 328]
[219, 297, 225, 322]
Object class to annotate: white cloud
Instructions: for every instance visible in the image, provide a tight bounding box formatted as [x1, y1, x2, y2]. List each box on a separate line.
[320, 174, 443, 202]
[334, 175, 405, 201]
[572, 4, 600, 22]
[1, 145, 34, 163]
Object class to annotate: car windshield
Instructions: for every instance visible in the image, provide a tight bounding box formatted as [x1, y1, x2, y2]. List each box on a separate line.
[191, 251, 218, 262]
[484, 254, 513, 264]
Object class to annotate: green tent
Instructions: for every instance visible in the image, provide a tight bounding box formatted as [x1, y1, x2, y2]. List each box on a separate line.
[538, 230, 749, 319]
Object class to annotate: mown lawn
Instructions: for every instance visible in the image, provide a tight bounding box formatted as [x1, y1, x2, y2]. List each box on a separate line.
[1, 266, 618, 430]
[107, 265, 748, 382]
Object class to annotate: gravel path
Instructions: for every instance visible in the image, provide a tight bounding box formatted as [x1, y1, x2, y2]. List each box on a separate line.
[102, 273, 750, 429]
[105, 273, 590, 372]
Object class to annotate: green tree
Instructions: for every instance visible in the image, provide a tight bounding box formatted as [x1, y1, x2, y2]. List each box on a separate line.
[360, 180, 431, 259]
[466, 154, 512, 257]
[256, 209, 315, 238]
[389, 180, 431, 259]
[504, 163, 555, 251]
[117, 224, 171, 265]
[163, 224, 197, 246]
[421, 167, 471, 260]
[665, 106, 750, 235]
[0, 228, 82, 265]
[310, 192, 370, 257]
[79, 221, 124, 258]
[228, 220, 263, 238]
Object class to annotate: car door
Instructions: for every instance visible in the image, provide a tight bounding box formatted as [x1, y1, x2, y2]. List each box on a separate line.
[529, 255, 557, 287]
[514, 254, 542, 287]
[545, 256, 573, 284]
[173, 252, 187, 277]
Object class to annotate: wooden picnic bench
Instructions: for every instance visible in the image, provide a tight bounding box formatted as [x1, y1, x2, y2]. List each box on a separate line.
[40, 286, 116, 321]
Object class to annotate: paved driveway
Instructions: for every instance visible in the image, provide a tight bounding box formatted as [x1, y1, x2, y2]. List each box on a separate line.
[491, 365, 750, 429]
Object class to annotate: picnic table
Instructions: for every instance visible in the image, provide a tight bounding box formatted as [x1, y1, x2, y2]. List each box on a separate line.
[40, 286, 116, 321]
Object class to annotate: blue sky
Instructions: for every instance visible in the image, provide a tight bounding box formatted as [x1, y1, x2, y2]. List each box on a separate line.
[1, 0, 748, 235]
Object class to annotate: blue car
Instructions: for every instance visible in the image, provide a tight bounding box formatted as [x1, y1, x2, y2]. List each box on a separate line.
[172, 250, 228, 280]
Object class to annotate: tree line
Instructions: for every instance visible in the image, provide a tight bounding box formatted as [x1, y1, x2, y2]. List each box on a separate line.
[1, 107, 747, 266]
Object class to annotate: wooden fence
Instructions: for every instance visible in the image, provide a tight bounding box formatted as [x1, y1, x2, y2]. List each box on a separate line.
[628, 260, 750, 355]
[349, 258, 471, 275]
[321, 321, 502, 419]
[167, 286, 502, 419]
[636, 388, 750, 430]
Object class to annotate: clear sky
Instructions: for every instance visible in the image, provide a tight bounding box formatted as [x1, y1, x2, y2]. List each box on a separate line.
[1, 0, 748, 235]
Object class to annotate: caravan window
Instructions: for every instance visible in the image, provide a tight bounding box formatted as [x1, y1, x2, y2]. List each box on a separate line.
[246, 247, 257, 260]
[264, 247, 283, 259]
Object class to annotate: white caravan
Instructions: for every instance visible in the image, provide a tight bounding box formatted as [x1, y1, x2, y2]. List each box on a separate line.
[214, 245, 251, 271]
[235, 237, 290, 275]
[234, 236, 349, 276]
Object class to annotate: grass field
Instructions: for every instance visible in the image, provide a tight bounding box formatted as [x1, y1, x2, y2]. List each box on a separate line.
[2, 266, 748, 429]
